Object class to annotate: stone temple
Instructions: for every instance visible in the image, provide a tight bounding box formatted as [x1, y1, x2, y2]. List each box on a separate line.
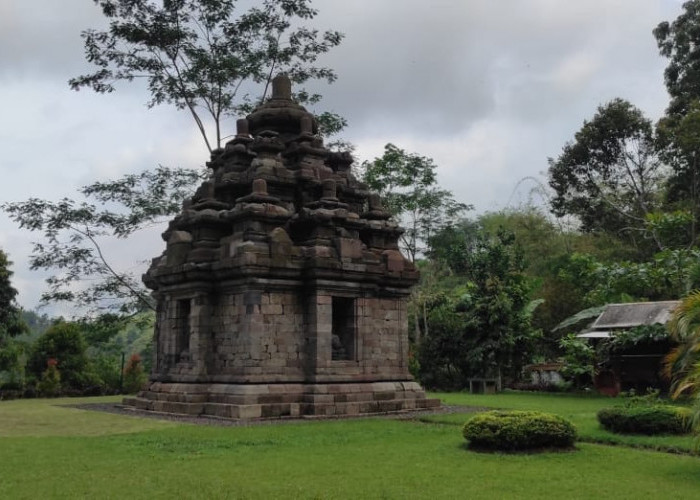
[125, 75, 438, 419]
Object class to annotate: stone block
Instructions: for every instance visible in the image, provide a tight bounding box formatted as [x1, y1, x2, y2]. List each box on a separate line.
[261, 304, 283, 315]
[373, 391, 395, 401]
[232, 405, 262, 419]
[260, 403, 287, 418]
[335, 237, 363, 259]
[313, 295, 331, 305]
[419, 398, 441, 408]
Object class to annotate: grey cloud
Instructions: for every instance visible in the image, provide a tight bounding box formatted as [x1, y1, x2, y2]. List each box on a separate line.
[0, 0, 105, 79]
[311, 0, 679, 140]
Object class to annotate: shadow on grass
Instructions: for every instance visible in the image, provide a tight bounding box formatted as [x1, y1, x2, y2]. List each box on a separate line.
[458, 441, 579, 455]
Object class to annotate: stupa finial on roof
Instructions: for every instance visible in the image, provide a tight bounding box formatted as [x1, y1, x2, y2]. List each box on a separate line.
[271, 73, 292, 100]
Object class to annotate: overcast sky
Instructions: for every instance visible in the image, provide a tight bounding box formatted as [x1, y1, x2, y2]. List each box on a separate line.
[0, 0, 687, 313]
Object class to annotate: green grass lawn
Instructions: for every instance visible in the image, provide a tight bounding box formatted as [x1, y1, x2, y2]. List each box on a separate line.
[428, 391, 696, 453]
[0, 395, 175, 437]
[2, 394, 700, 499]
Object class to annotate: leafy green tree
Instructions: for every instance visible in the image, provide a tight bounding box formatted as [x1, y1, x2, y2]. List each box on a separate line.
[570, 248, 700, 306]
[655, 102, 700, 245]
[654, 1, 700, 118]
[0, 250, 28, 387]
[27, 321, 99, 392]
[653, 4, 700, 244]
[81, 312, 155, 392]
[3, 167, 203, 315]
[20, 310, 53, 342]
[36, 359, 61, 397]
[362, 143, 470, 262]
[408, 259, 451, 345]
[415, 292, 473, 389]
[661, 291, 700, 435]
[0, 250, 26, 342]
[663, 291, 700, 396]
[558, 333, 595, 389]
[418, 226, 540, 388]
[548, 99, 667, 255]
[71, 0, 345, 152]
[4, 1, 346, 318]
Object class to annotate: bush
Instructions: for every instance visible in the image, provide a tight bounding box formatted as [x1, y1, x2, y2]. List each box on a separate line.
[462, 410, 577, 451]
[558, 333, 594, 389]
[123, 353, 147, 394]
[597, 405, 691, 435]
[28, 321, 101, 393]
[92, 355, 122, 394]
[36, 359, 61, 397]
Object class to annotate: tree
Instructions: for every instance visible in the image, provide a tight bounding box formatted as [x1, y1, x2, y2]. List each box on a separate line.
[548, 99, 667, 255]
[663, 291, 700, 435]
[27, 321, 99, 392]
[3, 167, 204, 316]
[71, 0, 345, 152]
[362, 143, 470, 262]
[0, 250, 26, 342]
[655, 101, 700, 245]
[418, 226, 540, 388]
[3, 1, 346, 317]
[476, 209, 591, 347]
[654, 1, 700, 119]
[21, 310, 54, 341]
[408, 259, 450, 345]
[653, 4, 700, 244]
[663, 291, 700, 396]
[558, 333, 595, 389]
[0, 250, 28, 385]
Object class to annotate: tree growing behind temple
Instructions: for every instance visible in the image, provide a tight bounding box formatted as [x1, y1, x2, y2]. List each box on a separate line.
[3, 167, 204, 316]
[2, 0, 347, 318]
[361, 143, 470, 262]
[71, 0, 345, 152]
[417, 223, 540, 389]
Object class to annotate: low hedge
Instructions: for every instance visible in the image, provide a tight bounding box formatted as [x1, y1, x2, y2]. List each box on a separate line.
[597, 405, 691, 435]
[462, 410, 577, 451]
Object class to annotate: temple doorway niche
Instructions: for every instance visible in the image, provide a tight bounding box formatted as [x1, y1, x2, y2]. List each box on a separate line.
[331, 296, 355, 361]
[176, 298, 191, 357]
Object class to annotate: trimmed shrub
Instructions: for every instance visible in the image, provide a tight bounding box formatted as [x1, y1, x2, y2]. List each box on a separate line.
[462, 410, 577, 451]
[597, 405, 691, 435]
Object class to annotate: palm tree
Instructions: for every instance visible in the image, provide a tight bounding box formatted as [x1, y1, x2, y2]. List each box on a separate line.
[664, 290, 700, 396]
[664, 290, 700, 438]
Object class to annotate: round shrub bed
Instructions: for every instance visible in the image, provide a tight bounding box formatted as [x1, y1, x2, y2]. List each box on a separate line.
[462, 410, 577, 451]
[597, 405, 691, 435]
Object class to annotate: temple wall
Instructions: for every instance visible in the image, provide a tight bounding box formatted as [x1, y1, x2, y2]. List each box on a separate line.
[211, 290, 306, 380]
[309, 294, 410, 382]
[152, 288, 411, 384]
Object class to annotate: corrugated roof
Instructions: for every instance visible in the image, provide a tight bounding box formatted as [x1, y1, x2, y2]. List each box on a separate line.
[591, 301, 680, 329]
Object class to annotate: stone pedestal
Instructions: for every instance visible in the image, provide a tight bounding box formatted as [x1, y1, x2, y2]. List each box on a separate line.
[125, 381, 439, 419]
